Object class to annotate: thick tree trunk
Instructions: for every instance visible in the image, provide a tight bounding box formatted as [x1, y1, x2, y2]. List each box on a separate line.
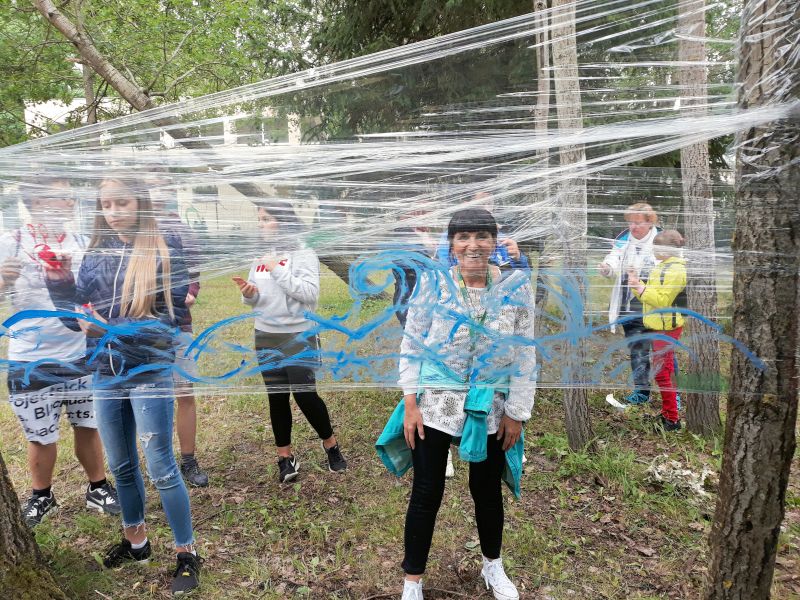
[550, 0, 594, 451]
[0, 451, 67, 599]
[705, 0, 800, 597]
[677, 0, 722, 435]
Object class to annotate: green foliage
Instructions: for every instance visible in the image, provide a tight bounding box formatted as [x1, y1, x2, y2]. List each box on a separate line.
[71, 0, 311, 102]
[0, 0, 314, 147]
[292, 0, 530, 139]
[313, 0, 530, 60]
[0, 2, 77, 146]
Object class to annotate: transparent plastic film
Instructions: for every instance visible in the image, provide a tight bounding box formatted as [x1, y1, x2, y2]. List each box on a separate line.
[0, 0, 797, 402]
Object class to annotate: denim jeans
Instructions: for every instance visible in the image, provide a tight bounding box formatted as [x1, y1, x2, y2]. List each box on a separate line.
[622, 316, 651, 394]
[93, 373, 194, 547]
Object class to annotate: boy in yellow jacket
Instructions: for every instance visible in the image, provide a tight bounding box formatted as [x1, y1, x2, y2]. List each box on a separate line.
[627, 230, 686, 431]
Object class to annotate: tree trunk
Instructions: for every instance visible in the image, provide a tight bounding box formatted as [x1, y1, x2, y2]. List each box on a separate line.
[0, 451, 67, 599]
[705, 0, 800, 597]
[32, 0, 154, 112]
[531, 0, 553, 339]
[677, 0, 722, 435]
[533, 0, 551, 164]
[76, 0, 97, 125]
[550, 0, 594, 451]
[82, 64, 98, 125]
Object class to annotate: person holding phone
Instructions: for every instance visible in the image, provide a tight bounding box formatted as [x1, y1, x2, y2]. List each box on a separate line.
[233, 200, 346, 484]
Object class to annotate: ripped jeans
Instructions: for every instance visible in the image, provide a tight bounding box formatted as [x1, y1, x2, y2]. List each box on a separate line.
[93, 373, 194, 547]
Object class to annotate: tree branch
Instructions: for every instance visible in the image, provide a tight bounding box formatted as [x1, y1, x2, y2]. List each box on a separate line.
[144, 25, 197, 93]
[31, 0, 153, 111]
[160, 62, 227, 97]
[0, 101, 52, 136]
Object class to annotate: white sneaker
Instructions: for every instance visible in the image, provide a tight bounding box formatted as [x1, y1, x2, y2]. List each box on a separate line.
[481, 557, 519, 600]
[401, 578, 424, 600]
[445, 448, 455, 479]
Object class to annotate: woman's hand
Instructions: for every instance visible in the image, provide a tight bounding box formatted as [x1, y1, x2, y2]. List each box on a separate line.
[185, 292, 196, 308]
[232, 276, 257, 299]
[260, 254, 279, 271]
[42, 253, 72, 281]
[78, 304, 107, 338]
[497, 414, 523, 451]
[627, 268, 640, 287]
[499, 238, 521, 260]
[0, 257, 23, 287]
[403, 393, 425, 449]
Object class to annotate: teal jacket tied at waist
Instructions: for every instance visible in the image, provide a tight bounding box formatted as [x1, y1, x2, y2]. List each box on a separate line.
[376, 361, 525, 498]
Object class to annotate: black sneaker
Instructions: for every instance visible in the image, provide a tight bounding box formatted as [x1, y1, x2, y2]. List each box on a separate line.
[21, 493, 57, 528]
[181, 460, 209, 488]
[171, 552, 203, 596]
[86, 482, 122, 515]
[654, 414, 682, 432]
[322, 442, 347, 473]
[102, 538, 152, 568]
[277, 455, 299, 483]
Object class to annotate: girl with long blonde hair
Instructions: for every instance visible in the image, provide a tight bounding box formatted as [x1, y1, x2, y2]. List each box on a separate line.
[45, 176, 202, 596]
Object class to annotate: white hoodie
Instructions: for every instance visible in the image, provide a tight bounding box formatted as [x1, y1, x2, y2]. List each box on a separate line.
[243, 247, 320, 333]
[602, 227, 658, 332]
[0, 229, 87, 361]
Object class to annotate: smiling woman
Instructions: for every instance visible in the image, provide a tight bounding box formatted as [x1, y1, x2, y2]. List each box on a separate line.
[377, 207, 537, 600]
[448, 208, 499, 287]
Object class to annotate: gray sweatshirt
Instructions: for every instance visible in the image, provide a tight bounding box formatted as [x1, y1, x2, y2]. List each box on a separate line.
[243, 247, 320, 333]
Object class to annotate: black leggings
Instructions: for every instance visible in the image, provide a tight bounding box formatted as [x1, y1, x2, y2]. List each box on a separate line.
[255, 332, 334, 448]
[402, 426, 505, 575]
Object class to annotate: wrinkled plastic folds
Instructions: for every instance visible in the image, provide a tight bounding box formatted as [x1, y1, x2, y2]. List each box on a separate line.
[0, 0, 797, 400]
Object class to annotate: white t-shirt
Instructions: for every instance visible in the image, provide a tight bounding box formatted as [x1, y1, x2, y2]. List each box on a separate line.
[0, 228, 87, 362]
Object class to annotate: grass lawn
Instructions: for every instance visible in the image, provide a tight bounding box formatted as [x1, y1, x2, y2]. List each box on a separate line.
[1, 270, 798, 599]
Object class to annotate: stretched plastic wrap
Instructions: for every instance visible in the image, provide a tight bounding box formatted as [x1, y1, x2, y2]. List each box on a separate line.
[0, 0, 795, 402]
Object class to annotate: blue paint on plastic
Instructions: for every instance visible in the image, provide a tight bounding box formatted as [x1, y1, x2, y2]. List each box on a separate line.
[0, 256, 766, 391]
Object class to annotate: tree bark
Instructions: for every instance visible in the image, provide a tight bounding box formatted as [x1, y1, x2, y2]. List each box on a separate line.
[550, 0, 594, 451]
[81, 64, 98, 125]
[32, 0, 154, 112]
[76, 0, 97, 125]
[531, 0, 553, 339]
[705, 0, 800, 597]
[677, 0, 722, 435]
[0, 452, 67, 599]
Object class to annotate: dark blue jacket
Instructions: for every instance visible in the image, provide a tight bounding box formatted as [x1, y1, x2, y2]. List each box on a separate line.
[46, 234, 189, 376]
